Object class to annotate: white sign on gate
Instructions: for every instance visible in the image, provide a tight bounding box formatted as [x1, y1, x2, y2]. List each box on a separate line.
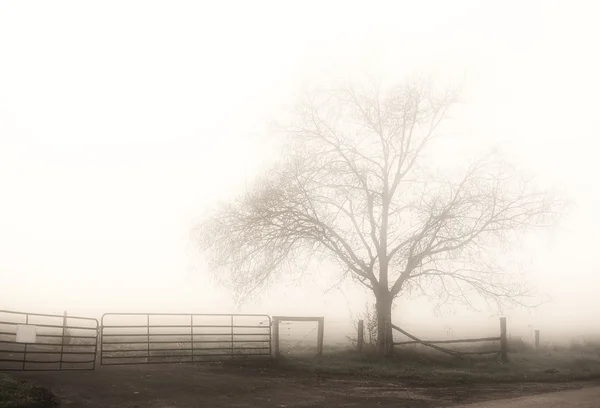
[16, 324, 37, 343]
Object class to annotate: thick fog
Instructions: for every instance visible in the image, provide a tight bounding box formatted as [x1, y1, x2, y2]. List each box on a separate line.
[1, 1, 599, 344]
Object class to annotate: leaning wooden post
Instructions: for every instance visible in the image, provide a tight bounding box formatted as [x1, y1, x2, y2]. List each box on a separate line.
[534, 329, 540, 349]
[316, 317, 324, 357]
[500, 317, 508, 362]
[272, 317, 280, 359]
[357, 319, 364, 354]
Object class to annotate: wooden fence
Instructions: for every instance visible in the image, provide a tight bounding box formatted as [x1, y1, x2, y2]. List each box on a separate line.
[358, 317, 508, 362]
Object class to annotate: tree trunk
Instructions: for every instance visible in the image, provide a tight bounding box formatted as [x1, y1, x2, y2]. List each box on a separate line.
[375, 292, 394, 357]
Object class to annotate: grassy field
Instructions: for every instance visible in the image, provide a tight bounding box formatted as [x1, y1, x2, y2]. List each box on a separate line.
[272, 338, 600, 385]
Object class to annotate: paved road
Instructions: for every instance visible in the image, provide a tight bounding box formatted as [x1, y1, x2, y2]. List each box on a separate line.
[455, 386, 600, 407]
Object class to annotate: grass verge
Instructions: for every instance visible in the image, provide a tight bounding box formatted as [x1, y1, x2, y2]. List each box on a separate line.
[0, 374, 58, 408]
[271, 341, 600, 386]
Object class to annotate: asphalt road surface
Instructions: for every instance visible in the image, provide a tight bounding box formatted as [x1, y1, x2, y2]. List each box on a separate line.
[455, 386, 600, 407]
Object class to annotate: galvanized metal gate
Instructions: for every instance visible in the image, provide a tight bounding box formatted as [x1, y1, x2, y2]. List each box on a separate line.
[0, 310, 272, 370]
[0, 310, 99, 371]
[100, 313, 271, 365]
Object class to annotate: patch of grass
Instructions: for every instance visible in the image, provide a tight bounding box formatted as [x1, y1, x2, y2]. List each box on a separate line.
[273, 341, 600, 385]
[0, 374, 58, 408]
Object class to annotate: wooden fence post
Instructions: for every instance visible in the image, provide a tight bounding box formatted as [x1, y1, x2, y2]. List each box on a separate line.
[500, 317, 508, 362]
[62, 310, 68, 345]
[357, 319, 364, 354]
[272, 317, 280, 359]
[60, 310, 68, 370]
[535, 329, 540, 349]
[316, 317, 324, 357]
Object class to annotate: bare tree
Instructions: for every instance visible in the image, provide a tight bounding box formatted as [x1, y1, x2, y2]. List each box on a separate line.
[196, 79, 562, 357]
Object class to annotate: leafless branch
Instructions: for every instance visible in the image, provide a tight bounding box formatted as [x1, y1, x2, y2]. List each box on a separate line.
[195, 77, 563, 328]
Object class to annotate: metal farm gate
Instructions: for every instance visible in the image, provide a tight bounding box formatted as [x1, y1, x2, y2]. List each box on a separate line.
[100, 313, 272, 365]
[0, 310, 99, 371]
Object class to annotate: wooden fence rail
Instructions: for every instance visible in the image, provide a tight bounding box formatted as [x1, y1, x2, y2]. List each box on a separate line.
[372, 317, 510, 362]
[394, 336, 500, 345]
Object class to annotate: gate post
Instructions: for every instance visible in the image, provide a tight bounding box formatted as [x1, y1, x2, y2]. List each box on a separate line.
[60, 310, 67, 369]
[272, 317, 280, 359]
[316, 317, 324, 357]
[357, 319, 364, 354]
[62, 311, 68, 345]
[95, 324, 100, 369]
[500, 317, 508, 363]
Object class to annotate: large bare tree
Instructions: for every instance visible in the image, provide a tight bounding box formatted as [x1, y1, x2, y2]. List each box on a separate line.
[196, 79, 562, 356]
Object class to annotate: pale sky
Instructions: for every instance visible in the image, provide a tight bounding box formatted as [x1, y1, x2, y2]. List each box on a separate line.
[1, 0, 599, 342]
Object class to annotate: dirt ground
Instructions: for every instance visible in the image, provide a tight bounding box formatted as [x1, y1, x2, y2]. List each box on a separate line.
[8, 363, 599, 408]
